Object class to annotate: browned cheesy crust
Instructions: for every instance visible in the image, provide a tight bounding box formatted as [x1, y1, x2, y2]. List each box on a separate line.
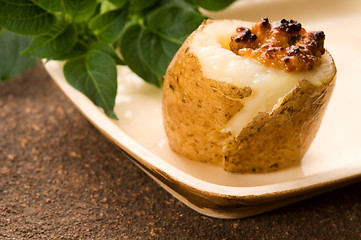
[230, 18, 325, 72]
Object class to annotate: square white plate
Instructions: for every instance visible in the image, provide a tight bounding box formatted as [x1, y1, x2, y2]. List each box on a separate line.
[44, 0, 361, 218]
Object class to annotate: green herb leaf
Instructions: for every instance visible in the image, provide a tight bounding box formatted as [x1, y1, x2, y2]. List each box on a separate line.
[0, 0, 56, 35]
[147, 4, 205, 42]
[107, 0, 128, 8]
[55, 41, 88, 61]
[195, 0, 236, 11]
[136, 3, 205, 83]
[22, 21, 77, 59]
[130, 0, 156, 11]
[90, 41, 124, 65]
[100, 1, 116, 13]
[0, 30, 37, 81]
[30, 0, 62, 14]
[89, 8, 128, 43]
[63, 42, 118, 119]
[138, 29, 179, 78]
[63, 0, 98, 22]
[183, 0, 198, 6]
[119, 23, 161, 87]
[0, 0, 236, 119]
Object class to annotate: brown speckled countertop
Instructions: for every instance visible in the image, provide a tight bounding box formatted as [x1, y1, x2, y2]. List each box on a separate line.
[1, 62, 361, 239]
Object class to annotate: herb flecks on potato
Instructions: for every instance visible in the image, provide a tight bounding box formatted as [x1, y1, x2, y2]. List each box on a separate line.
[162, 19, 336, 173]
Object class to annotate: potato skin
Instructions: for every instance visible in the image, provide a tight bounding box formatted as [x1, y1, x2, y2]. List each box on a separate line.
[162, 21, 336, 173]
[223, 78, 336, 172]
[163, 38, 253, 165]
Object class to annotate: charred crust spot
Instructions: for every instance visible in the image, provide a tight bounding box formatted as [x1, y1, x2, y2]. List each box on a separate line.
[169, 83, 175, 91]
[283, 56, 290, 63]
[260, 17, 270, 29]
[313, 31, 325, 41]
[229, 18, 326, 72]
[232, 28, 257, 45]
[275, 19, 302, 34]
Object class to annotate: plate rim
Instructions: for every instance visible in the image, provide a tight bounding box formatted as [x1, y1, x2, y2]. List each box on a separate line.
[44, 61, 361, 206]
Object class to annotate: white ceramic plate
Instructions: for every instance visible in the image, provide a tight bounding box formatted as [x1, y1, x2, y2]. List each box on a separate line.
[44, 0, 361, 218]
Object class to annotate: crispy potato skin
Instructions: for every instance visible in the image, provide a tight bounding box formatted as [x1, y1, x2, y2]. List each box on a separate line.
[223, 77, 336, 172]
[163, 38, 253, 165]
[162, 21, 336, 173]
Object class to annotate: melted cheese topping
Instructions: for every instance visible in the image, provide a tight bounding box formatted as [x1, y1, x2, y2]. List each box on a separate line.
[190, 20, 336, 136]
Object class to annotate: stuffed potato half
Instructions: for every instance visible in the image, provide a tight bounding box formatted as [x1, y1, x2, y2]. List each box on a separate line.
[162, 19, 336, 173]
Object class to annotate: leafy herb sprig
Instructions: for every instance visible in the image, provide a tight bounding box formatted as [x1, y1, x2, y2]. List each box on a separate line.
[0, 0, 236, 118]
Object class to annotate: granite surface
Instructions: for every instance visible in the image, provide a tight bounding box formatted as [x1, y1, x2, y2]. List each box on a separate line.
[1, 63, 361, 239]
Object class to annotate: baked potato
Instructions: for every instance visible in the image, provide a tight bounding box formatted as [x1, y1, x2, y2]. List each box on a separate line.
[162, 18, 336, 173]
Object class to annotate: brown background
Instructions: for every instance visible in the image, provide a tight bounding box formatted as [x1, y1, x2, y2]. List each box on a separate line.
[1, 62, 361, 239]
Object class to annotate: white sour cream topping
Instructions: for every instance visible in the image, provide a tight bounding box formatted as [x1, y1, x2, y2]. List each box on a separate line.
[190, 20, 336, 136]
